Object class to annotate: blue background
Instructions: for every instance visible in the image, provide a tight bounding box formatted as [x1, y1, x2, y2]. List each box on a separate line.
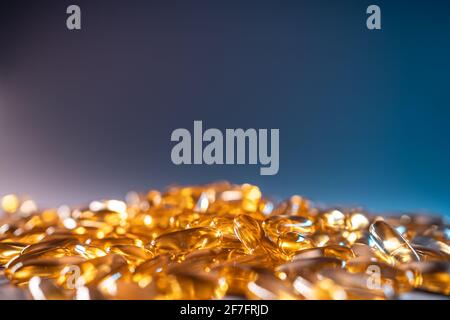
[0, 0, 449, 217]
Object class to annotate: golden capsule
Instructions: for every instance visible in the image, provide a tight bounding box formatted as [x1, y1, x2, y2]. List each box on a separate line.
[56, 254, 128, 288]
[293, 245, 355, 261]
[233, 214, 262, 254]
[319, 209, 347, 232]
[403, 261, 450, 295]
[263, 215, 316, 242]
[369, 220, 420, 265]
[213, 265, 258, 297]
[0, 242, 27, 266]
[157, 272, 228, 300]
[277, 232, 315, 256]
[412, 236, 450, 256]
[276, 257, 344, 282]
[108, 245, 153, 268]
[346, 258, 414, 293]
[132, 254, 171, 287]
[1, 194, 20, 214]
[271, 195, 311, 217]
[151, 227, 222, 254]
[28, 276, 73, 300]
[245, 272, 302, 300]
[412, 245, 449, 261]
[5, 256, 85, 285]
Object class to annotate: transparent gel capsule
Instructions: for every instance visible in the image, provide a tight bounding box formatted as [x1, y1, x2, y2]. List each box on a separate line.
[132, 254, 171, 287]
[277, 232, 315, 256]
[233, 214, 262, 254]
[151, 227, 222, 254]
[412, 236, 450, 256]
[28, 276, 74, 300]
[293, 245, 355, 261]
[108, 245, 153, 268]
[369, 220, 420, 265]
[5, 256, 85, 285]
[263, 215, 316, 242]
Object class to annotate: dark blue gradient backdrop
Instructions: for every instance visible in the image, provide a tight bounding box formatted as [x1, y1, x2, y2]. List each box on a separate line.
[0, 0, 449, 217]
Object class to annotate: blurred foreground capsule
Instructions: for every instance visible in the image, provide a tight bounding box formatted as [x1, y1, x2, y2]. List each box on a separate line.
[108, 245, 153, 268]
[5, 256, 85, 285]
[233, 214, 262, 254]
[56, 254, 128, 288]
[293, 245, 355, 261]
[403, 261, 450, 295]
[346, 258, 414, 293]
[276, 257, 344, 282]
[246, 272, 302, 300]
[369, 220, 420, 265]
[151, 227, 222, 254]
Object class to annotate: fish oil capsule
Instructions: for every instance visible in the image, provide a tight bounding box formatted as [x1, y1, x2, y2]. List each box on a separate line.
[69, 244, 107, 260]
[157, 271, 228, 300]
[233, 214, 262, 254]
[28, 276, 73, 300]
[346, 259, 414, 293]
[271, 195, 311, 217]
[346, 212, 370, 231]
[151, 227, 222, 254]
[241, 184, 262, 212]
[412, 236, 450, 256]
[245, 272, 302, 300]
[56, 254, 128, 288]
[108, 245, 153, 268]
[277, 232, 315, 256]
[0, 242, 27, 266]
[213, 265, 258, 297]
[412, 245, 449, 261]
[263, 215, 316, 242]
[5, 256, 85, 285]
[369, 220, 420, 265]
[132, 254, 171, 287]
[293, 245, 355, 261]
[1, 194, 20, 214]
[319, 209, 347, 232]
[276, 257, 344, 282]
[403, 261, 450, 295]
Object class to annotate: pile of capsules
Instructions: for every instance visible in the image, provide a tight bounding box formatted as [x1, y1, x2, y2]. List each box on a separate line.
[0, 182, 449, 300]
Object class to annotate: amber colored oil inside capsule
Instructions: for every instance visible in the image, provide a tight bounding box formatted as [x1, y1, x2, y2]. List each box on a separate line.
[0, 242, 27, 265]
[151, 227, 222, 254]
[369, 220, 420, 264]
[277, 232, 315, 256]
[233, 214, 262, 254]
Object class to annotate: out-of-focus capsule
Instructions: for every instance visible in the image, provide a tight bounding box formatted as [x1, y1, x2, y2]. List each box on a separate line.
[241, 184, 262, 213]
[403, 261, 450, 295]
[245, 272, 302, 300]
[132, 254, 171, 287]
[1, 194, 20, 214]
[369, 220, 420, 265]
[89, 237, 142, 250]
[97, 276, 159, 299]
[293, 245, 355, 262]
[151, 227, 222, 254]
[5, 256, 85, 285]
[412, 236, 450, 256]
[28, 276, 73, 300]
[108, 245, 153, 268]
[412, 245, 449, 261]
[158, 271, 228, 300]
[423, 225, 450, 243]
[346, 259, 414, 293]
[317, 268, 394, 299]
[56, 254, 128, 288]
[319, 209, 347, 232]
[277, 232, 315, 256]
[263, 215, 316, 242]
[233, 214, 262, 254]
[69, 244, 107, 260]
[346, 212, 370, 231]
[351, 243, 377, 259]
[169, 248, 231, 274]
[0, 242, 27, 266]
[21, 238, 77, 257]
[271, 195, 311, 217]
[276, 257, 344, 282]
[213, 265, 258, 297]
[169, 212, 200, 230]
